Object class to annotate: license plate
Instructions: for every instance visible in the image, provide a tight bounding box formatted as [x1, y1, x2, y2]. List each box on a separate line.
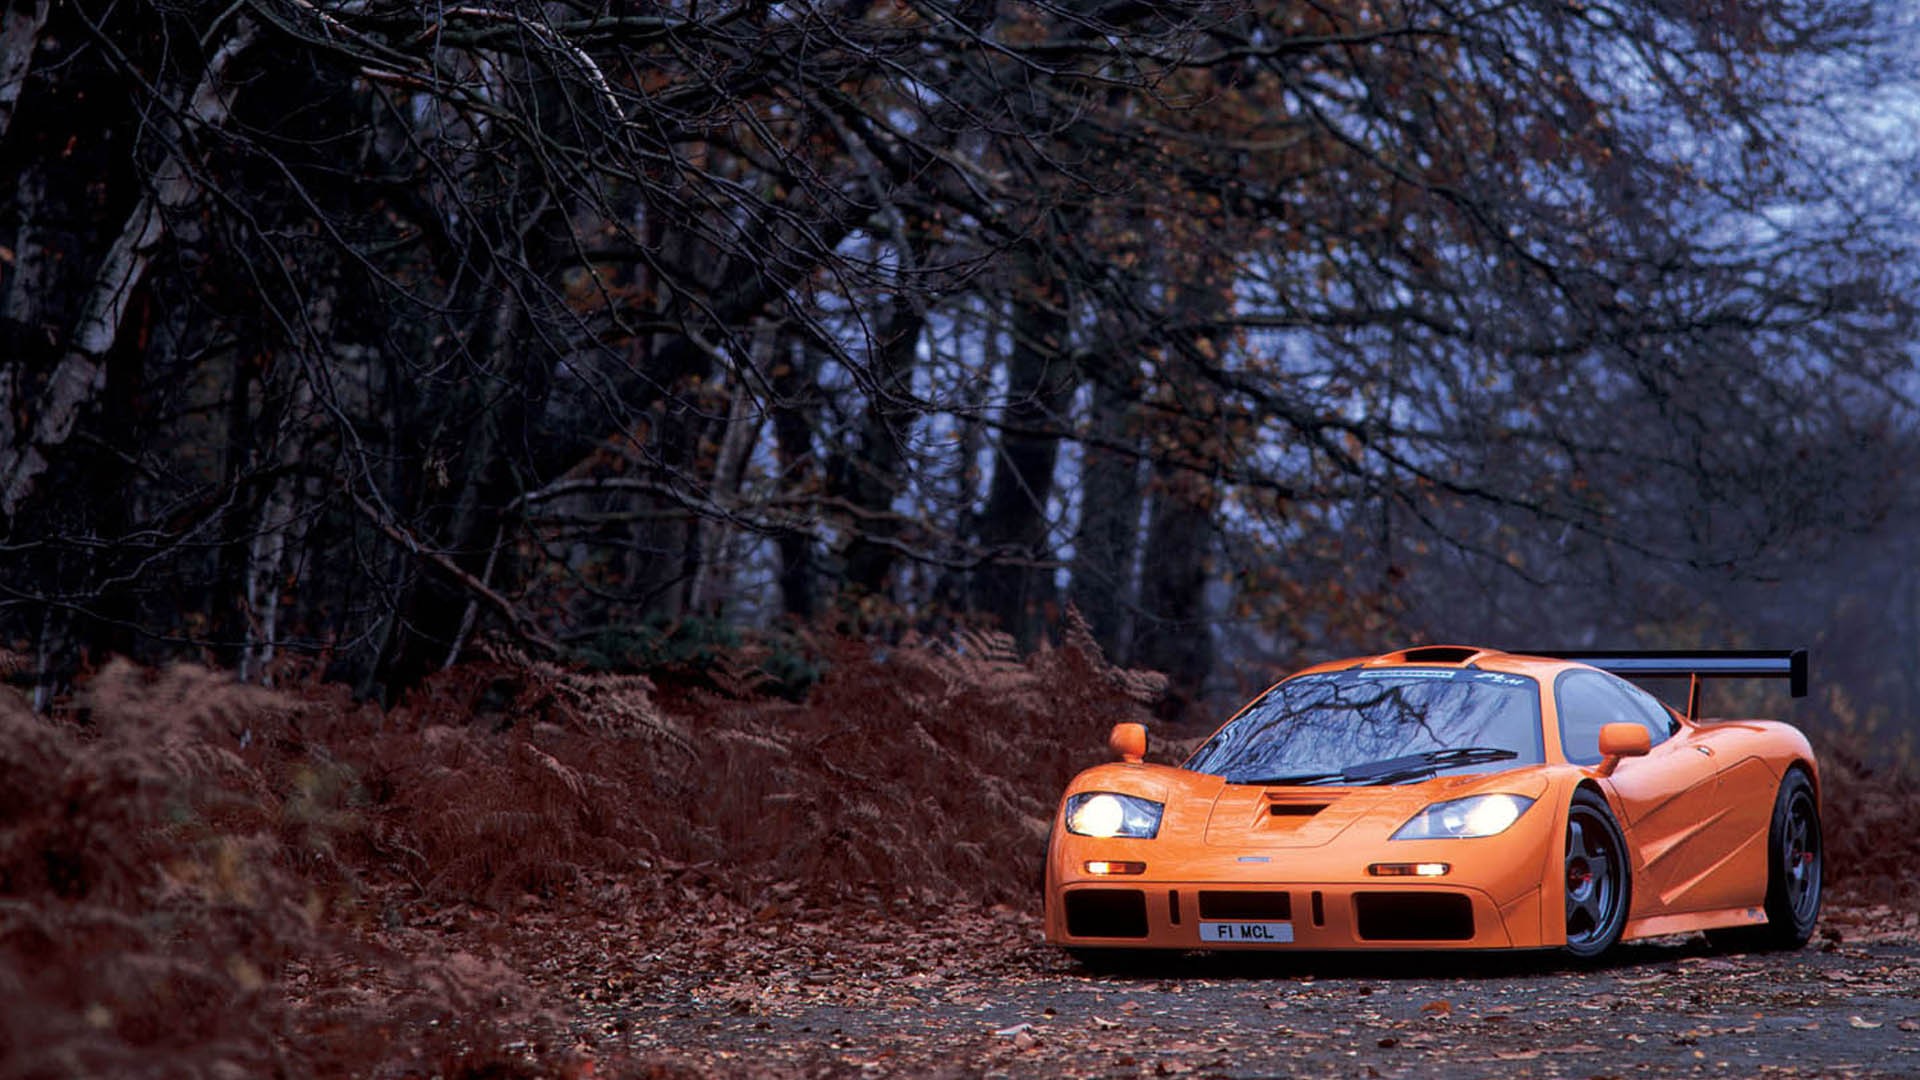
[1199, 921, 1294, 944]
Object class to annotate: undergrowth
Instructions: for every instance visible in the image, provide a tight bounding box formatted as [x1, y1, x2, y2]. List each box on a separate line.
[0, 614, 1163, 1075]
[1806, 694, 1920, 909]
[0, 662, 568, 1077]
[372, 614, 1166, 906]
[2, 622, 1915, 1076]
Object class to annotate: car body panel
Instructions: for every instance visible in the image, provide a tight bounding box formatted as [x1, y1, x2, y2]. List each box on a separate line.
[1044, 648, 1818, 953]
[1601, 726, 1729, 913]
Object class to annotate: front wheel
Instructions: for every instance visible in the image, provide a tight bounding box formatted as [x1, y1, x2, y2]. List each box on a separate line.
[1562, 788, 1631, 960]
[1707, 768, 1822, 952]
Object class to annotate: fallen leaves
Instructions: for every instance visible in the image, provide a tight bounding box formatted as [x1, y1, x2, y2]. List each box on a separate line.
[18, 649, 1920, 1080]
[1819, 902, 1920, 944]
[329, 884, 1920, 1080]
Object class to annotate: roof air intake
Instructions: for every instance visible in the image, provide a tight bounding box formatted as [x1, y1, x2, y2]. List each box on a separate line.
[1398, 646, 1479, 664]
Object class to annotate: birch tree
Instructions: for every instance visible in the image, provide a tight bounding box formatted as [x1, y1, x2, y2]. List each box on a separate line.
[0, 0, 1909, 714]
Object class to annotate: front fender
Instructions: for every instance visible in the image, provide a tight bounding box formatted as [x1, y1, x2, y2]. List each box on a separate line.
[1533, 771, 1617, 947]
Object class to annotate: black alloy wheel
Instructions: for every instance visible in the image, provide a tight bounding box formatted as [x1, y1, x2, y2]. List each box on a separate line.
[1563, 788, 1631, 960]
[1707, 768, 1822, 952]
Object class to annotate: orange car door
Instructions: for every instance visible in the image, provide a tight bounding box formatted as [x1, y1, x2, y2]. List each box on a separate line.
[1675, 730, 1777, 912]
[1554, 670, 1724, 916]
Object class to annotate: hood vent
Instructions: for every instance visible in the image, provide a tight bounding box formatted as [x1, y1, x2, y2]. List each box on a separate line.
[1269, 802, 1327, 818]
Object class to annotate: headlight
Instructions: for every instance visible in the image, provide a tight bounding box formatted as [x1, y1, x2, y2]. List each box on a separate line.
[1065, 792, 1164, 838]
[1391, 793, 1535, 840]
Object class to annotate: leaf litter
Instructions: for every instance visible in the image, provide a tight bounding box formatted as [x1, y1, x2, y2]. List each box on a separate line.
[3, 637, 1919, 1077]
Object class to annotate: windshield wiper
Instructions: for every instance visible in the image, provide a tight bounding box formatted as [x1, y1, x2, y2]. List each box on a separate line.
[1227, 747, 1519, 788]
[1344, 746, 1519, 785]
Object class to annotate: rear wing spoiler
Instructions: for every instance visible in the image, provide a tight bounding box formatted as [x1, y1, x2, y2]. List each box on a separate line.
[1528, 649, 1808, 722]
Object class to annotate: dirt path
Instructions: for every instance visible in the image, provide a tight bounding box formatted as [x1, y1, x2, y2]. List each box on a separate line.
[507, 900, 1920, 1077]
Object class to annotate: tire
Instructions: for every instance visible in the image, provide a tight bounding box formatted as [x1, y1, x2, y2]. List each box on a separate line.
[1562, 788, 1631, 960]
[1706, 768, 1822, 952]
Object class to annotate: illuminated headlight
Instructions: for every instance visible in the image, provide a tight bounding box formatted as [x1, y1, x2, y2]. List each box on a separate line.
[1065, 792, 1164, 839]
[1391, 793, 1535, 840]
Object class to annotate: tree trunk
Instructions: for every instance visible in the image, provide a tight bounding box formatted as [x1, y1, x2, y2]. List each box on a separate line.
[1132, 460, 1215, 720]
[971, 266, 1077, 647]
[618, 338, 710, 623]
[931, 326, 994, 617]
[1, 160, 46, 328]
[0, 0, 48, 142]
[769, 336, 821, 620]
[212, 344, 259, 665]
[688, 376, 762, 616]
[1130, 272, 1230, 715]
[72, 283, 149, 664]
[0, 348, 14, 467]
[1068, 355, 1144, 661]
[0, 20, 254, 519]
[837, 292, 924, 596]
[240, 340, 322, 685]
[372, 279, 551, 695]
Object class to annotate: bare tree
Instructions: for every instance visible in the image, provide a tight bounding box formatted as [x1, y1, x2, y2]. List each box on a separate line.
[0, 0, 1910, 721]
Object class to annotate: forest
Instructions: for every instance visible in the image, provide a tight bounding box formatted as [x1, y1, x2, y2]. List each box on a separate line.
[4, 0, 1917, 715]
[2, 0, 1919, 1075]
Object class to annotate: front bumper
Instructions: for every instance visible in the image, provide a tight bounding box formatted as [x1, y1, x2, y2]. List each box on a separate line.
[1047, 879, 1546, 950]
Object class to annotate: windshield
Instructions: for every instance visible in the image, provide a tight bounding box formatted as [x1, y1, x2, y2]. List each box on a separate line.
[1184, 668, 1544, 784]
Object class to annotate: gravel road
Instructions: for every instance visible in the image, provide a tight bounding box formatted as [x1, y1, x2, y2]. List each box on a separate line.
[574, 904, 1920, 1078]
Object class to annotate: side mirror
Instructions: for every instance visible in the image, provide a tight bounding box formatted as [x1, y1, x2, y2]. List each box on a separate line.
[1108, 722, 1147, 764]
[1595, 722, 1651, 775]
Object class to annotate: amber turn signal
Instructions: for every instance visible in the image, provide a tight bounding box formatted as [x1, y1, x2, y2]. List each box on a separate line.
[1368, 862, 1450, 877]
[1085, 860, 1147, 876]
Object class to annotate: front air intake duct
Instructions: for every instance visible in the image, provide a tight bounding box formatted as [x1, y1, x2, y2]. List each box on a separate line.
[1353, 891, 1474, 940]
[1064, 889, 1149, 938]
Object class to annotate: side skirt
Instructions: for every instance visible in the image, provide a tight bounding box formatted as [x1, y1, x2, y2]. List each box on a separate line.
[1623, 905, 1768, 941]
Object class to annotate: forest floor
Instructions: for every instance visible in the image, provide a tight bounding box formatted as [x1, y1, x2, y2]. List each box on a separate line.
[10, 647, 1920, 1077]
[384, 885, 1920, 1078]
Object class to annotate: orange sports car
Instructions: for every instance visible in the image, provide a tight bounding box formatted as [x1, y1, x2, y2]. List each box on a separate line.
[1045, 647, 1820, 961]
